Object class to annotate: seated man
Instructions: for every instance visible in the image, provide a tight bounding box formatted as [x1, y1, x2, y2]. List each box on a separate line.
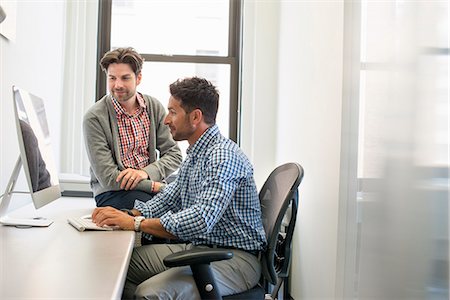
[92, 77, 266, 299]
[83, 47, 182, 209]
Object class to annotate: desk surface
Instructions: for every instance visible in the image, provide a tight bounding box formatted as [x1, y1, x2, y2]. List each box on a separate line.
[0, 197, 135, 299]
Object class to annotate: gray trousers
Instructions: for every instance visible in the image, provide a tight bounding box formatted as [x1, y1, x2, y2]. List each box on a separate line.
[122, 243, 261, 300]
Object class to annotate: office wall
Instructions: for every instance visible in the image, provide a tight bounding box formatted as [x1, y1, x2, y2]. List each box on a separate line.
[277, 3, 344, 298]
[240, 1, 280, 187]
[241, 1, 344, 298]
[0, 2, 65, 199]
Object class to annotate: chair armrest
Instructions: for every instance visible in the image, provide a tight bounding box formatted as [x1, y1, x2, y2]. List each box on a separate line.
[164, 248, 233, 299]
[163, 248, 233, 267]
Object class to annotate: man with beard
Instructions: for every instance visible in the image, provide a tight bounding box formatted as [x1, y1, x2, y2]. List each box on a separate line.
[83, 47, 182, 210]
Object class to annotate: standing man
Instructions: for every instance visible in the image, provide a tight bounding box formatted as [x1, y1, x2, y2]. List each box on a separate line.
[92, 77, 266, 299]
[83, 47, 182, 209]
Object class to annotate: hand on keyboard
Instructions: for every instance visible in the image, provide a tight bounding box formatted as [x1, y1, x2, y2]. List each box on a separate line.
[67, 215, 120, 232]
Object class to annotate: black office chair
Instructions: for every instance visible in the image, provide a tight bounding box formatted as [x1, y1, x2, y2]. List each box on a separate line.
[164, 162, 304, 300]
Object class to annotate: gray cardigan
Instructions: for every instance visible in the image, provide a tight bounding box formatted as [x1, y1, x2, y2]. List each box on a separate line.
[83, 94, 182, 197]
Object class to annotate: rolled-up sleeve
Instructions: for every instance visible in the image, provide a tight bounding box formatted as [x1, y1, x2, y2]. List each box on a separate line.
[134, 180, 181, 218]
[159, 150, 245, 240]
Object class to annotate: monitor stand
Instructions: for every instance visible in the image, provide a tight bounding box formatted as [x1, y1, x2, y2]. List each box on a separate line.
[0, 157, 53, 227]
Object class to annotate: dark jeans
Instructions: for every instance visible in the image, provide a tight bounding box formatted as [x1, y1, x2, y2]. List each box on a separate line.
[95, 190, 155, 210]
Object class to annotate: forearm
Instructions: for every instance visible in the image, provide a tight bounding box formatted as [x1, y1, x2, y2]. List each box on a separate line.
[140, 218, 177, 240]
[83, 117, 122, 188]
[134, 180, 181, 219]
[130, 209, 141, 216]
[142, 148, 181, 182]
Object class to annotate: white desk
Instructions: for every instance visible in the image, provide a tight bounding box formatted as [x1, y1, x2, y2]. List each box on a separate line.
[0, 197, 135, 299]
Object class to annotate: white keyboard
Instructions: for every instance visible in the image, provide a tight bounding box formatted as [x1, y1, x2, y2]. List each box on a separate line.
[67, 216, 116, 232]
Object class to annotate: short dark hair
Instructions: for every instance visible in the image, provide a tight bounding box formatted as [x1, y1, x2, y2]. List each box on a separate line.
[100, 47, 144, 75]
[169, 77, 219, 125]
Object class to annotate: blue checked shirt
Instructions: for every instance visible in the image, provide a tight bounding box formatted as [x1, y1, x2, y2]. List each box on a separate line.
[134, 125, 266, 251]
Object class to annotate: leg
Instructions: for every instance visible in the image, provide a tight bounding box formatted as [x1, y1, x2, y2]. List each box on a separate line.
[122, 243, 188, 299]
[134, 266, 201, 300]
[209, 249, 261, 296]
[127, 245, 261, 299]
[95, 190, 154, 209]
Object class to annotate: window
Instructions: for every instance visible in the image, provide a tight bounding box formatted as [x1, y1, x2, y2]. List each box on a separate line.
[96, 0, 242, 155]
[339, 1, 449, 298]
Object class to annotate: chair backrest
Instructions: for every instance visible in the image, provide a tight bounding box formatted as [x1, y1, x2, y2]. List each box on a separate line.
[259, 163, 304, 285]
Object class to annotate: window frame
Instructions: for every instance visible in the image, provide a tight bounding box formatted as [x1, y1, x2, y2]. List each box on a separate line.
[95, 0, 242, 142]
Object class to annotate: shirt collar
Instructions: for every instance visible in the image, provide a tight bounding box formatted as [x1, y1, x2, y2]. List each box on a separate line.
[136, 93, 146, 108]
[111, 93, 146, 117]
[186, 124, 220, 157]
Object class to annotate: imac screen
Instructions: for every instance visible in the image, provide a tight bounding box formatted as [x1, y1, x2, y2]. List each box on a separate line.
[13, 86, 61, 209]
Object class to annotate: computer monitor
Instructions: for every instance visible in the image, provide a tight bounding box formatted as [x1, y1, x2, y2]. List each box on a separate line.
[0, 86, 61, 227]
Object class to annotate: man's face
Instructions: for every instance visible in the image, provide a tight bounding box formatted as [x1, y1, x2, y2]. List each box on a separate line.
[107, 63, 141, 103]
[164, 96, 195, 142]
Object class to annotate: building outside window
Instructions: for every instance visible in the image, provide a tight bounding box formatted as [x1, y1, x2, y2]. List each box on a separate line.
[97, 0, 241, 156]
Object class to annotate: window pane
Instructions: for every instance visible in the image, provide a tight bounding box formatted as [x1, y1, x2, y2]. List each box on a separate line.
[138, 62, 230, 156]
[111, 0, 230, 56]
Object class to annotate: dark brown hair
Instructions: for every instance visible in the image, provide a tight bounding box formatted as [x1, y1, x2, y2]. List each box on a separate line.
[169, 77, 219, 125]
[100, 47, 144, 75]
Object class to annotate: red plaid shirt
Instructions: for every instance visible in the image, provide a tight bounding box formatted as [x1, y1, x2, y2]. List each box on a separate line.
[112, 93, 151, 169]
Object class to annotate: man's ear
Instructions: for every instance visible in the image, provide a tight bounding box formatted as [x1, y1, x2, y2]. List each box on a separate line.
[136, 72, 142, 85]
[191, 109, 203, 125]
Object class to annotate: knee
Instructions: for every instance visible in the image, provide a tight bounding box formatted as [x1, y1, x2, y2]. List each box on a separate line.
[134, 284, 159, 300]
[134, 275, 201, 300]
[134, 283, 178, 300]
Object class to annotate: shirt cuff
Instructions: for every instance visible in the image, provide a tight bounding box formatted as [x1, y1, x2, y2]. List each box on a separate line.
[134, 200, 151, 218]
[160, 212, 178, 237]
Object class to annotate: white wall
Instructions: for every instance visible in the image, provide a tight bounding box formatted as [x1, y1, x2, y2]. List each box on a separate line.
[242, 1, 344, 298]
[0, 1, 66, 200]
[277, 2, 344, 298]
[240, 0, 280, 188]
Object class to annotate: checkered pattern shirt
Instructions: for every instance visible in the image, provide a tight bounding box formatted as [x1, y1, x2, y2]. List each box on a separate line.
[135, 125, 266, 251]
[111, 93, 151, 169]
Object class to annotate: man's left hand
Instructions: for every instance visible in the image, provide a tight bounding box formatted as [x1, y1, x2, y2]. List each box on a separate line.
[116, 168, 148, 190]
